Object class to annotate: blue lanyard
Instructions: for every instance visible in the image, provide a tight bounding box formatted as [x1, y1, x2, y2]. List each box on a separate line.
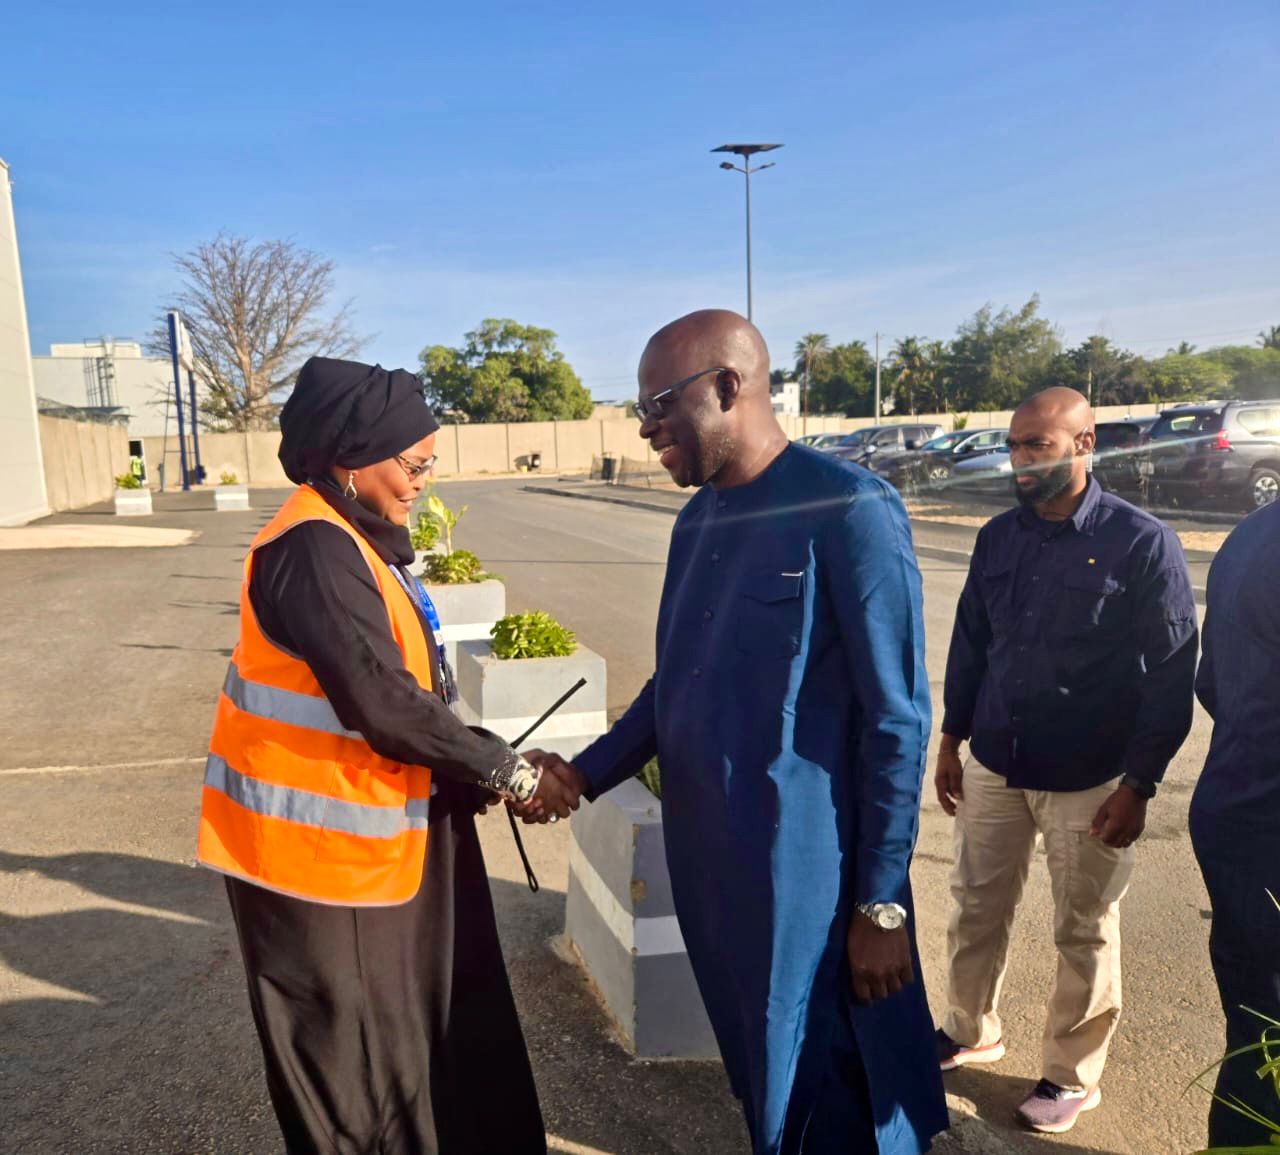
[392, 567, 458, 705]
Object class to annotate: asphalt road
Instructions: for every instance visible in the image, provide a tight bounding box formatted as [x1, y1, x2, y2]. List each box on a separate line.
[0, 480, 1226, 1154]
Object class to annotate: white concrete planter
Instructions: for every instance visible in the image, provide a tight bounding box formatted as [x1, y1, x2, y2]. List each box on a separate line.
[113, 487, 152, 517]
[452, 639, 607, 759]
[424, 578, 506, 669]
[214, 484, 250, 511]
[565, 777, 718, 1058]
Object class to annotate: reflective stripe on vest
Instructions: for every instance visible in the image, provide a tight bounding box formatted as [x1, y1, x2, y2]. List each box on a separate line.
[222, 664, 364, 741]
[196, 484, 437, 906]
[204, 754, 433, 836]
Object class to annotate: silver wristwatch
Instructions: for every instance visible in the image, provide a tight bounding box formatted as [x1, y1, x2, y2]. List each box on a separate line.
[487, 750, 542, 803]
[856, 902, 908, 931]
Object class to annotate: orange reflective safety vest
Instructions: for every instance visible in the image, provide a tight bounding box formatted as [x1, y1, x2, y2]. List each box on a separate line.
[197, 484, 435, 906]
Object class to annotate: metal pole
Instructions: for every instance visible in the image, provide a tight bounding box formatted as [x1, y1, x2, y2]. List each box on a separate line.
[167, 311, 190, 492]
[187, 369, 202, 482]
[744, 163, 753, 322]
[874, 331, 881, 420]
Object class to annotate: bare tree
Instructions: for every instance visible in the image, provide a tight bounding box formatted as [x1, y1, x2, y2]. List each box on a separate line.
[153, 234, 363, 430]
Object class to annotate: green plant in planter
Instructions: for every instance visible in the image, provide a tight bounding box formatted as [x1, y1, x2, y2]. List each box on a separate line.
[115, 472, 142, 490]
[637, 757, 662, 799]
[409, 512, 440, 551]
[490, 611, 576, 660]
[219, 470, 239, 485]
[952, 413, 969, 431]
[425, 493, 466, 555]
[423, 548, 490, 585]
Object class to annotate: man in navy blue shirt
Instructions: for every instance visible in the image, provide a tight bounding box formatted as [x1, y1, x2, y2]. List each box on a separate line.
[935, 387, 1197, 1134]
[1190, 501, 1280, 1148]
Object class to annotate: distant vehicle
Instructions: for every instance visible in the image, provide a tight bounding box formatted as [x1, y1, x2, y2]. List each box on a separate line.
[828, 423, 946, 467]
[1091, 417, 1158, 498]
[950, 446, 1013, 494]
[793, 432, 847, 450]
[1138, 401, 1280, 510]
[870, 428, 1007, 491]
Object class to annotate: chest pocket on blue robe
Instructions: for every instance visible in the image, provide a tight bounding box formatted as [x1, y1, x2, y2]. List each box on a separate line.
[733, 571, 805, 658]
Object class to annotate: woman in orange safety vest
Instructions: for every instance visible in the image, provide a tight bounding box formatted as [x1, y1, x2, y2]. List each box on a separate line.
[197, 356, 577, 1154]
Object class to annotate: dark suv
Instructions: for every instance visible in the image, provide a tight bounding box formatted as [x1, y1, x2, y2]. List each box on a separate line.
[1140, 401, 1280, 511]
[1092, 417, 1157, 498]
[828, 423, 945, 467]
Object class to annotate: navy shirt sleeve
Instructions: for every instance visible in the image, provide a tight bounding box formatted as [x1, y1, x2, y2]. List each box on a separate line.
[1120, 527, 1198, 784]
[941, 527, 992, 741]
[824, 484, 931, 906]
[572, 677, 658, 801]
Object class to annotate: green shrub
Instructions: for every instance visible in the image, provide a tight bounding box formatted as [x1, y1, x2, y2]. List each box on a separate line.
[219, 470, 239, 486]
[423, 549, 486, 585]
[490, 611, 577, 660]
[115, 472, 141, 490]
[409, 512, 440, 551]
[952, 413, 969, 431]
[638, 757, 662, 799]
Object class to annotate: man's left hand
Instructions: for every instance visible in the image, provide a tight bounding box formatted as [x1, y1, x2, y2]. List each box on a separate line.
[1090, 785, 1147, 849]
[847, 913, 914, 1004]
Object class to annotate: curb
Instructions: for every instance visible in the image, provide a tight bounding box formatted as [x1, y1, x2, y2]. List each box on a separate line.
[523, 484, 686, 518]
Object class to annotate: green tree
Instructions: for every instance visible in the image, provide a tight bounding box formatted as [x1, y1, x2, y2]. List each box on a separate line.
[418, 319, 593, 423]
[890, 336, 940, 416]
[1145, 352, 1232, 401]
[794, 333, 832, 422]
[805, 340, 876, 416]
[1259, 325, 1280, 351]
[1063, 336, 1149, 407]
[945, 295, 1062, 410]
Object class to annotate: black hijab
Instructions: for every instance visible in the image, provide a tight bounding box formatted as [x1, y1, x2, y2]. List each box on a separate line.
[278, 356, 439, 486]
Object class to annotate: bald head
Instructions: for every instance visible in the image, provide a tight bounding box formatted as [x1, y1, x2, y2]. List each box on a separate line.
[1013, 386, 1094, 436]
[634, 309, 787, 490]
[640, 309, 771, 403]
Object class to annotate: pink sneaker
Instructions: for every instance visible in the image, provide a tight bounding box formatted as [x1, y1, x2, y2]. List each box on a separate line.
[936, 1029, 1007, 1072]
[1016, 1079, 1102, 1133]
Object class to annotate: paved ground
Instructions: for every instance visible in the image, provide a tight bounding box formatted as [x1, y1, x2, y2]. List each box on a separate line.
[0, 479, 1227, 1154]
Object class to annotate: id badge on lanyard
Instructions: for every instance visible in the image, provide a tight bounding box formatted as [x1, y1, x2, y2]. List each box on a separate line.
[392, 567, 458, 705]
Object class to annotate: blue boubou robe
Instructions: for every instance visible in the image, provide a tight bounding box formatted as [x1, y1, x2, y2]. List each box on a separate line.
[575, 444, 948, 1155]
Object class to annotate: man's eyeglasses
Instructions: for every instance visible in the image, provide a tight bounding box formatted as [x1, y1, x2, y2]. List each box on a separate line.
[397, 454, 437, 479]
[633, 367, 728, 422]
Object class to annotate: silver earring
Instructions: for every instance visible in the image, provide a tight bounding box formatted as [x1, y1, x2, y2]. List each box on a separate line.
[344, 472, 358, 500]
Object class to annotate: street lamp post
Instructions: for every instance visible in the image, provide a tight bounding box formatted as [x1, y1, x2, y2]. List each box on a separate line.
[712, 143, 782, 323]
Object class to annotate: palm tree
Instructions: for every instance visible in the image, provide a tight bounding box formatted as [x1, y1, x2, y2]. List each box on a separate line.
[1260, 326, 1280, 351]
[794, 333, 831, 432]
[893, 336, 930, 416]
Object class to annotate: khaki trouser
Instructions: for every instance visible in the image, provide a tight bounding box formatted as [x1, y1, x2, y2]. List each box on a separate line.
[943, 758, 1136, 1091]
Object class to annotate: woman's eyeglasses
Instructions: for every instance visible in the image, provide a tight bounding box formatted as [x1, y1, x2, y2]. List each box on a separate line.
[633, 367, 727, 422]
[397, 454, 437, 479]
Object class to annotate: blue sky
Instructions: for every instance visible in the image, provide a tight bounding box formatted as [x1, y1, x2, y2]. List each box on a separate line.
[4, 0, 1277, 400]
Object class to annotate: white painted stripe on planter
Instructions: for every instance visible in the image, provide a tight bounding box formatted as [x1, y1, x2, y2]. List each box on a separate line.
[437, 621, 496, 641]
[568, 834, 687, 957]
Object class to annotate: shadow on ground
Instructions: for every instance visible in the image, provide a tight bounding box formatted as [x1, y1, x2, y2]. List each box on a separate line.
[0, 849, 745, 1155]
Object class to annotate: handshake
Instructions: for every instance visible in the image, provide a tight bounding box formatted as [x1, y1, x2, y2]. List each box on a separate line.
[509, 749, 587, 824]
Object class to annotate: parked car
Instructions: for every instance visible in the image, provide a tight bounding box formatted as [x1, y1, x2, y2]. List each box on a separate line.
[870, 427, 1007, 491]
[828, 423, 945, 467]
[1138, 401, 1280, 511]
[793, 432, 847, 450]
[1091, 416, 1157, 497]
[950, 446, 1013, 494]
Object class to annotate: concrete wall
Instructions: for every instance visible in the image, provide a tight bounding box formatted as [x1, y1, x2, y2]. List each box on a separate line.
[38, 414, 129, 512]
[0, 158, 49, 525]
[134, 401, 1167, 489]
